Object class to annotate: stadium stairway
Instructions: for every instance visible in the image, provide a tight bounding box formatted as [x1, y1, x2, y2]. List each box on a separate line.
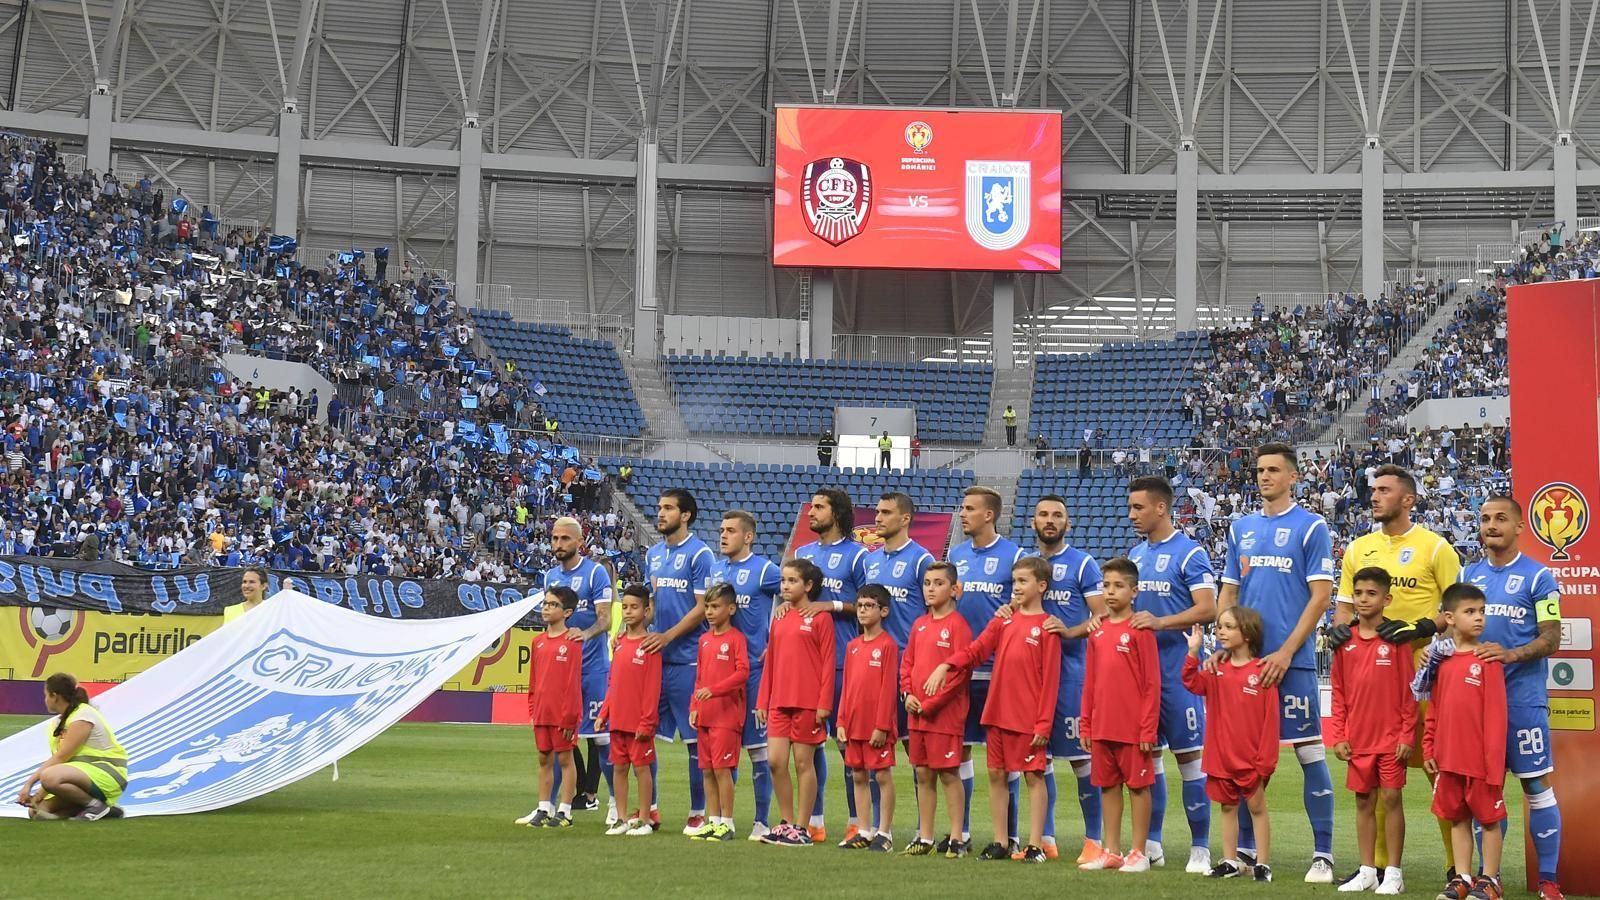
[621, 355, 690, 440]
[1318, 285, 1476, 443]
[982, 367, 1034, 447]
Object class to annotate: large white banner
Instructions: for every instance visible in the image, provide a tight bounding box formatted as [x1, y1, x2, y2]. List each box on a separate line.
[0, 590, 537, 817]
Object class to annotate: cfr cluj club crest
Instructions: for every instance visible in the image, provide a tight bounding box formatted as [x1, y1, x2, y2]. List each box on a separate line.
[801, 156, 872, 245]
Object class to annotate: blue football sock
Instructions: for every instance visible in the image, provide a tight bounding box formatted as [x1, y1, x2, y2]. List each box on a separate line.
[812, 745, 828, 821]
[1528, 788, 1561, 882]
[1148, 765, 1168, 844]
[1237, 801, 1256, 853]
[1182, 776, 1210, 849]
[1076, 769, 1103, 842]
[869, 776, 881, 827]
[751, 756, 773, 826]
[961, 759, 975, 839]
[1042, 769, 1058, 842]
[1302, 756, 1335, 857]
[1007, 773, 1021, 843]
[686, 744, 705, 814]
[845, 762, 859, 821]
[650, 758, 659, 807]
[549, 760, 563, 805]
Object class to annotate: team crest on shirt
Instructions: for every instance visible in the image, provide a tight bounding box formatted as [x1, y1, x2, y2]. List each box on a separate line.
[719, 642, 729, 653]
[893, 561, 907, 578]
[1376, 644, 1392, 665]
[1398, 548, 1415, 566]
[872, 647, 882, 659]
[634, 647, 645, 658]
[940, 628, 950, 640]
[1054, 564, 1069, 582]
[1247, 673, 1259, 686]
[829, 552, 843, 569]
[1467, 662, 1483, 685]
[674, 553, 685, 568]
[1245, 672, 1260, 695]
[1119, 633, 1130, 645]
[1274, 528, 1292, 547]
[557, 644, 568, 658]
[1155, 554, 1171, 573]
[985, 558, 998, 575]
[736, 569, 750, 585]
[1506, 574, 1525, 594]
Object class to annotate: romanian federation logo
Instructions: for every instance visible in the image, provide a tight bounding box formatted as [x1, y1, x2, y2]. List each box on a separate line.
[965, 160, 1030, 251]
[801, 157, 872, 246]
[904, 121, 933, 153]
[1531, 482, 1589, 561]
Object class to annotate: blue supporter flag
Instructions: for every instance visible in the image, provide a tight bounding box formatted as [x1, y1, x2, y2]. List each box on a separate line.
[532, 381, 548, 397]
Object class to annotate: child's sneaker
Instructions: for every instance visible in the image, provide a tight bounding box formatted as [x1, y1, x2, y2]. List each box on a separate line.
[868, 835, 894, 853]
[1079, 850, 1125, 871]
[686, 822, 716, 840]
[901, 839, 935, 856]
[747, 822, 771, 842]
[1015, 845, 1047, 864]
[839, 833, 872, 850]
[1340, 868, 1381, 892]
[624, 818, 653, 836]
[514, 808, 541, 825]
[1467, 876, 1502, 900]
[550, 812, 573, 828]
[604, 820, 631, 836]
[1375, 870, 1406, 896]
[524, 809, 551, 828]
[1120, 851, 1151, 873]
[758, 822, 790, 845]
[648, 809, 662, 831]
[1255, 864, 1274, 883]
[944, 838, 971, 859]
[711, 823, 735, 842]
[1437, 874, 1473, 900]
[978, 842, 1010, 860]
[1207, 860, 1244, 879]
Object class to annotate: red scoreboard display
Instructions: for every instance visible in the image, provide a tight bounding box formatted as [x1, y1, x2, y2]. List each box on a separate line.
[772, 105, 1063, 272]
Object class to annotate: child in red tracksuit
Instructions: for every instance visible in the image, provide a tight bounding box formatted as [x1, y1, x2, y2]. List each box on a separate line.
[1182, 606, 1280, 881]
[925, 556, 1060, 863]
[1079, 556, 1161, 873]
[690, 585, 749, 841]
[900, 561, 972, 855]
[597, 583, 662, 836]
[527, 586, 583, 828]
[837, 584, 900, 852]
[1423, 583, 1509, 900]
[1328, 567, 1417, 891]
[756, 557, 836, 847]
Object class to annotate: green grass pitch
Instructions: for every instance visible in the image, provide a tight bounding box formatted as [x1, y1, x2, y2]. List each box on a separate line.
[0, 715, 1533, 898]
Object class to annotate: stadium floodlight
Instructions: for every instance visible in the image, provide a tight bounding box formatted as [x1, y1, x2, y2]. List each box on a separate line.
[1493, 259, 1513, 264]
[1477, 268, 1494, 274]
[1458, 278, 1475, 284]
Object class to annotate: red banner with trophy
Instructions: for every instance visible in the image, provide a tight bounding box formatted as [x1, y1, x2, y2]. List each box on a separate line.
[782, 504, 955, 561]
[1507, 279, 1600, 893]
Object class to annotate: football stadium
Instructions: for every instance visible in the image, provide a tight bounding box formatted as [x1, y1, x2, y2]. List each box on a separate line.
[0, 0, 1596, 897]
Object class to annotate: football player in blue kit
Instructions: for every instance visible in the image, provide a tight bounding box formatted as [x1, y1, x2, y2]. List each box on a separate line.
[711, 509, 783, 842]
[864, 491, 935, 823]
[521, 517, 617, 825]
[1217, 444, 1338, 884]
[645, 488, 714, 834]
[1462, 496, 1565, 900]
[1126, 475, 1217, 873]
[1030, 495, 1108, 863]
[791, 487, 868, 841]
[946, 485, 1024, 850]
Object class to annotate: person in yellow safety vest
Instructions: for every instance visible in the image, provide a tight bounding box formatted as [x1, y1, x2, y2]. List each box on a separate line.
[223, 567, 270, 624]
[877, 430, 893, 468]
[544, 416, 559, 439]
[17, 673, 128, 820]
[256, 388, 272, 411]
[618, 464, 633, 484]
[1002, 404, 1018, 445]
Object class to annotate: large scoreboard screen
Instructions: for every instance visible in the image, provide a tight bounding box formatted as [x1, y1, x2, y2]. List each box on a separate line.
[772, 105, 1062, 272]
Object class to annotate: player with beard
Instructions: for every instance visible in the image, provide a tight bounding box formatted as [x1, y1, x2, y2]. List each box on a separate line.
[645, 489, 714, 834]
[790, 488, 868, 841]
[1328, 464, 1461, 875]
[1031, 495, 1108, 862]
[516, 517, 616, 825]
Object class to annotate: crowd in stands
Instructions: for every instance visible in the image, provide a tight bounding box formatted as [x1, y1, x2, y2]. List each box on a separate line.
[0, 132, 636, 585]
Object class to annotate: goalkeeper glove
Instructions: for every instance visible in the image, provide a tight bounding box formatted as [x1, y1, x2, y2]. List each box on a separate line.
[1377, 616, 1439, 645]
[1325, 622, 1353, 649]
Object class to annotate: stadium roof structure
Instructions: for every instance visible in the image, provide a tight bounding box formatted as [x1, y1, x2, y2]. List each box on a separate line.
[1, 0, 1596, 356]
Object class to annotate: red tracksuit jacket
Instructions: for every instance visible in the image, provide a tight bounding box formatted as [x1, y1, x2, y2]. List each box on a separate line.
[900, 611, 973, 737]
[691, 628, 750, 729]
[599, 632, 662, 736]
[758, 606, 837, 713]
[1423, 652, 1507, 785]
[1328, 631, 1418, 754]
[1182, 655, 1280, 781]
[840, 631, 900, 741]
[947, 611, 1060, 738]
[1080, 618, 1161, 745]
[528, 631, 583, 730]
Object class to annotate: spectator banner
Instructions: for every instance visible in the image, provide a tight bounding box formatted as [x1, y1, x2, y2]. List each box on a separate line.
[772, 106, 1062, 272]
[0, 590, 536, 818]
[1507, 279, 1600, 893]
[0, 606, 539, 690]
[0, 556, 538, 619]
[783, 504, 956, 559]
